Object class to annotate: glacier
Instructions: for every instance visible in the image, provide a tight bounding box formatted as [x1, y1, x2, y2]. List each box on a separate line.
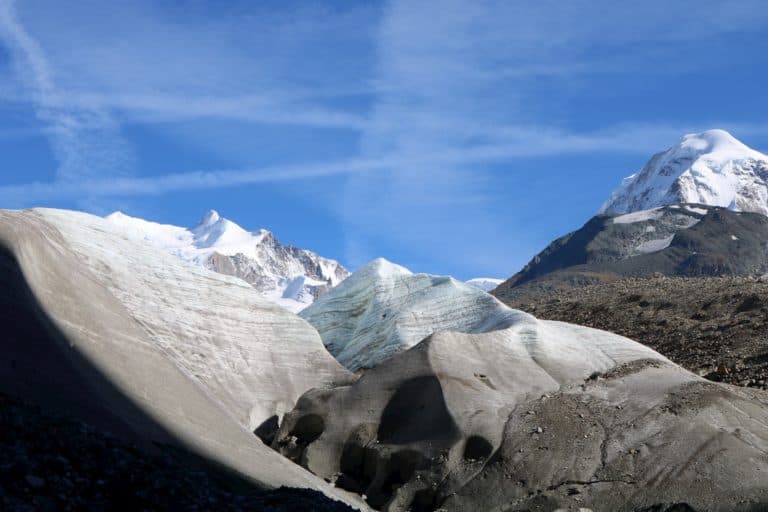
[299, 258, 526, 371]
[279, 254, 768, 511]
[0, 208, 361, 505]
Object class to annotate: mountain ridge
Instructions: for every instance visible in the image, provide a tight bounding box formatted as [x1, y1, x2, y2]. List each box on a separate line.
[494, 204, 768, 302]
[106, 210, 349, 312]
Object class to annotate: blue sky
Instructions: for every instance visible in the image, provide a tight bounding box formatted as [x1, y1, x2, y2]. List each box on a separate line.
[0, 0, 766, 279]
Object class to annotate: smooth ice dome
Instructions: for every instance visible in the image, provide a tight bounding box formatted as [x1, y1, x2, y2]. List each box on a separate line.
[679, 128, 759, 156]
[602, 129, 768, 216]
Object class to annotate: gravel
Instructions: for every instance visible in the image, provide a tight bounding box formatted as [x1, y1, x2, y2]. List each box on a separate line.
[499, 275, 768, 389]
[0, 392, 355, 511]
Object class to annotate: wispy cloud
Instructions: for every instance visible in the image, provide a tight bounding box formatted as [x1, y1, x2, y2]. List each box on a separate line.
[0, 0, 134, 182]
[55, 91, 369, 130]
[7, 121, 767, 206]
[0, 0, 766, 278]
[0, 1, 377, 134]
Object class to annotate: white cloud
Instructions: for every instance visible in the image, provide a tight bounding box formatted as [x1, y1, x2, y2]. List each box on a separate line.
[1, 0, 767, 278]
[2, 120, 767, 203]
[0, 0, 134, 182]
[53, 91, 369, 130]
[2, 1, 377, 132]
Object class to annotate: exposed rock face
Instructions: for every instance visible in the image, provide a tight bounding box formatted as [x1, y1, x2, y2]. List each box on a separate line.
[106, 210, 349, 312]
[499, 275, 768, 391]
[280, 261, 768, 511]
[0, 208, 359, 506]
[602, 129, 768, 216]
[300, 258, 521, 371]
[203, 229, 348, 311]
[494, 205, 768, 301]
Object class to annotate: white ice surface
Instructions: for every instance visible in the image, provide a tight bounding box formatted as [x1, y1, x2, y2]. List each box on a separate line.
[301, 258, 668, 371]
[635, 235, 675, 254]
[612, 207, 665, 224]
[39, 209, 350, 430]
[685, 206, 709, 215]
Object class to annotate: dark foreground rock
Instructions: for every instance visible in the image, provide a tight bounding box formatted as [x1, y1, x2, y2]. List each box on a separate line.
[498, 276, 768, 389]
[0, 392, 354, 512]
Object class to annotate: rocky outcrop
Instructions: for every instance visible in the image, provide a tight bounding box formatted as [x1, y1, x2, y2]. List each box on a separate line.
[203, 228, 349, 311]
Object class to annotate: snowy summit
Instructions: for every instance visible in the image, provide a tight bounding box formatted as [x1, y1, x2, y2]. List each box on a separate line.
[601, 129, 768, 217]
[106, 210, 348, 312]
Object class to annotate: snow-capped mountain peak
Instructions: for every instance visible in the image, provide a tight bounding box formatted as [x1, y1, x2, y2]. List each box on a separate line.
[601, 129, 768, 216]
[678, 129, 759, 158]
[190, 210, 267, 256]
[105, 211, 349, 312]
[197, 209, 221, 227]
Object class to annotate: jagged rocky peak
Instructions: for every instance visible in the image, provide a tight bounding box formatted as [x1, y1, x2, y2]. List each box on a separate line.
[105, 210, 349, 312]
[602, 129, 768, 216]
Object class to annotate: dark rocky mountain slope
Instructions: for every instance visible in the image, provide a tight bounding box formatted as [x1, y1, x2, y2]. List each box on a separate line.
[494, 205, 768, 301]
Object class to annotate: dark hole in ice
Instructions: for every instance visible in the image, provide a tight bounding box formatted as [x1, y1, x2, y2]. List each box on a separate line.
[463, 435, 492, 461]
[289, 414, 325, 448]
[253, 414, 279, 446]
[378, 376, 459, 444]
